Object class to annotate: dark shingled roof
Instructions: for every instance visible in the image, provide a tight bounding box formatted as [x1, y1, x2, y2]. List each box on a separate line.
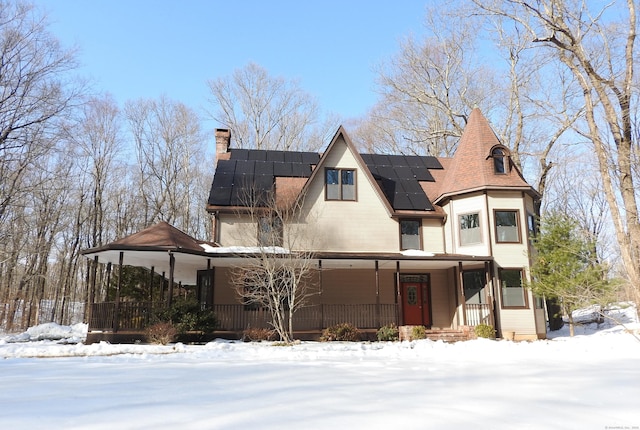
[208, 149, 321, 206]
[208, 145, 444, 212]
[360, 153, 443, 211]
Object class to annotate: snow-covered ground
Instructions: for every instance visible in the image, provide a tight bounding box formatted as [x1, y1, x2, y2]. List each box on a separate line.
[1, 306, 639, 430]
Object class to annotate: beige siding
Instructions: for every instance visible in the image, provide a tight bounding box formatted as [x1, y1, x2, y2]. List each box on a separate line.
[214, 267, 237, 304]
[487, 191, 530, 267]
[422, 218, 445, 253]
[445, 193, 491, 257]
[320, 269, 377, 304]
[217, 214, 256, 247]
[302, 136, 400, 252]
[428, 270, 454, 329]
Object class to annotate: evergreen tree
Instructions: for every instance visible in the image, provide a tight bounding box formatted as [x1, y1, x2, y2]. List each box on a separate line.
[529, 213, 614, 336]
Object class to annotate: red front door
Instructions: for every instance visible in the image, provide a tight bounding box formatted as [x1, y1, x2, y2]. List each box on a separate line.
[401, 282, 431, 326]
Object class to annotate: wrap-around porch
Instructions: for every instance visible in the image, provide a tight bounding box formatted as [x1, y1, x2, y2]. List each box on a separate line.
[82, 223, 496, 341]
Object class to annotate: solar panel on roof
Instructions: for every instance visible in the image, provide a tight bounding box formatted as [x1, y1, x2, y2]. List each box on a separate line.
[290, 163, 309, 177]
[235, 160, 256, 175]
[230, 149, 249, 160]
[253, 174, 274, 191]
[391, 193, 412, 209]
[208, 187, 232, 206]
[248, 151, 267, 161]
[377, 165, 396, 179]
[215, 160, 236, 175]
[393, 165, 414, 179]
[214, 172, 234, 188]
[254, 161, 274, 176]
[388, 155, 410, 167]
[266, 151, 286, 162]
[411, 168, 434, 182]
[302, 152, 321, 164]
[273, 162, 292, 176]
[283, 152, 303, 163]
[423, 157, 443, 169]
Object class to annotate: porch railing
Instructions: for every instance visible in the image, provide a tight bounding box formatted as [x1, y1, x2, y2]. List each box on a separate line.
[465, 303, 492, 326]
[88, 302, 399, 332]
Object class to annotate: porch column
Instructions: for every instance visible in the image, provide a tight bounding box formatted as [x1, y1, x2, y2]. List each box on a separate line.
[114, 252, 124, 333]
[105, 262, 112, 300]
[207, 259, 214, 307]
[318, 260, 323, 330]
[484, 261, 495, 328]
[458, 262, 467, 326]
[375, 260, 380, 327]
[149, 266, 155, 304]
[488, 260, 500, 333]
[86, 255, 98, 326]
[160, 271, 165, 305]
[395, 261, 401, 326]
[167, 252, 175, 307]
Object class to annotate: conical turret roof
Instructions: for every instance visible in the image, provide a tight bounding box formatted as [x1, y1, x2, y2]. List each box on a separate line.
[435, 108, 535, 202]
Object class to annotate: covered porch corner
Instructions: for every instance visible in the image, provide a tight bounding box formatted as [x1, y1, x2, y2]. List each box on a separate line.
[82, 224, 497, 343]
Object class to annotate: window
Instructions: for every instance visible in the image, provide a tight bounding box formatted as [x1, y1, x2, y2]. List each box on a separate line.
[527, 213, 537, 243]
[492, 147, 508, 174]
[400, 219, 421, 250]
[495, 210, 520, 243]
[500, 268, 528, 308]
[325, 168, 356, 201]
[463, 270, 486, 304]
[258, 214, 283, 247]
[459, 213, 481, 245]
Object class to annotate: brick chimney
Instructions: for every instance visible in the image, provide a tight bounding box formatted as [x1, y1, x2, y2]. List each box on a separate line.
[215, 128, 231, 163]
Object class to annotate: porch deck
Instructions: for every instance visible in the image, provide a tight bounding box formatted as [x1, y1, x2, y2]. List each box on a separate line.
[87, 301, 490, 343]
[88, 302, 400, 332]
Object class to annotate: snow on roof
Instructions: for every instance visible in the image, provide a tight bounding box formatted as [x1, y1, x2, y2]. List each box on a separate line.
[200, 243, 290, 254]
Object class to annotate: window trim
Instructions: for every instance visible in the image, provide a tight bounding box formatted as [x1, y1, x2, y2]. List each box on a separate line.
[494, 209, 521, 244]
[324, 167, 357, 201]
[399, 218, 422, 250]
[499, 268, 529, 309]
[458, 212, 482, 246]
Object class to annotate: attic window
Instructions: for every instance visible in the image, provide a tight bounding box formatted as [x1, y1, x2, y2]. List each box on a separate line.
[492, 147, 508, 174]
[325, 168, 356, 201]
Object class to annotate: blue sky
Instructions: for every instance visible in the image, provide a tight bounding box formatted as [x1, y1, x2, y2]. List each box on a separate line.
[37, 1, 428, 121]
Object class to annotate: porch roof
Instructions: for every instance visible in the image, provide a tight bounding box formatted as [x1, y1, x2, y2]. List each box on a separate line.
[83, 245, 492, 286]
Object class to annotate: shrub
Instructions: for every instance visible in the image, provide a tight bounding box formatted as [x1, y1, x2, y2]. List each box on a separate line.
[411, 325, 427, 340]
[377, 324, 399, 341]
[152, 298, 218, 334]
[242, 327, 276, 342]
[320, 323, 361, 342]
[145, 322, 177, 345]
[474, 324, 496, 339]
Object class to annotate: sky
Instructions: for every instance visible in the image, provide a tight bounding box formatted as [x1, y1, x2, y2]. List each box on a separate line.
[1, 305, 639, 429]
[35, 1, 429, 123]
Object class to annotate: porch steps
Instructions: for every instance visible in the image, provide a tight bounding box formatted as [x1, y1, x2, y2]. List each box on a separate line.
[424, 329, 472, 342]
[400, 326, 473, 343]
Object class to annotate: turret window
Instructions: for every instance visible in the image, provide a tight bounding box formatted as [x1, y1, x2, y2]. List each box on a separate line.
[492, 147, 508, 174]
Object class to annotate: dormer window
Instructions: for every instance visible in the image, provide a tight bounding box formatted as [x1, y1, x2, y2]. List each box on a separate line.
[492, 147, 508, 174]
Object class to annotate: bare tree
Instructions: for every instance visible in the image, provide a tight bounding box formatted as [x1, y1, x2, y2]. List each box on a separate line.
[355, 10, 495, 156]
[474, 0, 640, 302]
[0, 1, 83, 330]
[208, 62, 329, 152]
[230, 184, 319, 343]
[0, 1, 81, 229]
[125, 96, 210, 238]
